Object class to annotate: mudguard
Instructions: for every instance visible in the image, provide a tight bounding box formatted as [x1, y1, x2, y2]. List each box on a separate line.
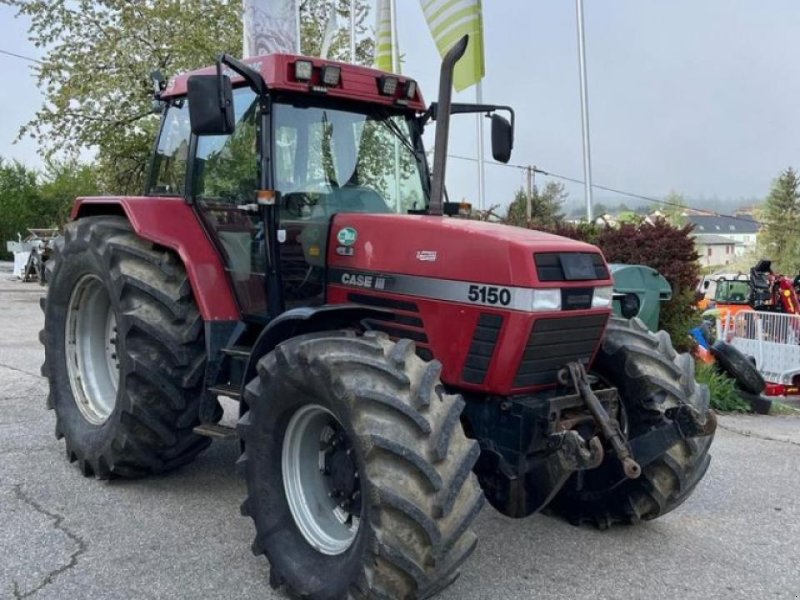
[72, 196, 239, 320]
[241, 304, 392, 388]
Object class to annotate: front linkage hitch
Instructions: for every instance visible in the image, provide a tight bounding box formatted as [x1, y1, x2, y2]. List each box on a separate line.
[562, 361, 717, 480]
[465, 361, 717, 519]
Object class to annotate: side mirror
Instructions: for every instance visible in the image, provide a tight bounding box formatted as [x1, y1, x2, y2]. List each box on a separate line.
[490, 114, 513, 163]
[187, 74, 235, 135]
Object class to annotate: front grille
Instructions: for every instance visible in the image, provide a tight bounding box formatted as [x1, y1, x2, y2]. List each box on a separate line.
[461, 313, 503, 384]
[513, 314, 607, 388]
[535, 252, 608, 281]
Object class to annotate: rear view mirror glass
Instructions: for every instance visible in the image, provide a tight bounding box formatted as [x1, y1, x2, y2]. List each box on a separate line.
[187, 74, 235, 136]
[490, 114, 513, 163]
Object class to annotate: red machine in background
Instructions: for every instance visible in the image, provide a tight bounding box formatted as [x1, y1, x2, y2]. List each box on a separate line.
[749, 259, 800, 314]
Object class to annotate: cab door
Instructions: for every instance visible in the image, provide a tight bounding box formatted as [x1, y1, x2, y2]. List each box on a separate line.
[190, 88, 269, 317]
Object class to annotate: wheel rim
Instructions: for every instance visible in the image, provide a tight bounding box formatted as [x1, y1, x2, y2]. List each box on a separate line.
[65, 274, 120, 425]
[282, 404, 361, 555]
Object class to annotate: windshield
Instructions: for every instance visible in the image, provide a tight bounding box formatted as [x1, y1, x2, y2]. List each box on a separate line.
[715, 280, 750, 303]
[273, 101, 428, 219]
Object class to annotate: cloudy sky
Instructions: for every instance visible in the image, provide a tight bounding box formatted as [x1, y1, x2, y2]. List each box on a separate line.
[2, 1, 800, 214]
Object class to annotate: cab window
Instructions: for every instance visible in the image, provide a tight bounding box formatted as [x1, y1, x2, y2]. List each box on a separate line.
[150, 99, 191, 195]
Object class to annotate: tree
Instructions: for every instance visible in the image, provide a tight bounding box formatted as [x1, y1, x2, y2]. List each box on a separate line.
[0, 159, 40, 258]
[300, 0, 373, 65]
[662, 191, 688, 226]
[0, 157, 100, 258]
[505, 182, 566, 228]
[39, 159, 101, 226]
[4, 0, 243, 194]
[760, 167, 800, 272]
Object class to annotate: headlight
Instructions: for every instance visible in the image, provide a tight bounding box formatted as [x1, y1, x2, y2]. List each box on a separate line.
[592, 285, 614, 308]
[531, 288, 561, 311]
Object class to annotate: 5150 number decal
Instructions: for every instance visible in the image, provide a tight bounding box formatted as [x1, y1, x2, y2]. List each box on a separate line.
[467, 284, 512, 306]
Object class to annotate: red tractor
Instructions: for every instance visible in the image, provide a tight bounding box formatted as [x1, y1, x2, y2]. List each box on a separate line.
[40, 37, 715, 599]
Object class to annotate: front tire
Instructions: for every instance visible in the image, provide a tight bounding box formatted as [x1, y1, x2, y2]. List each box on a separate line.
[549, 318, 715, 528]
[41, 216, 213, 478]
[238, 331, 483, 599]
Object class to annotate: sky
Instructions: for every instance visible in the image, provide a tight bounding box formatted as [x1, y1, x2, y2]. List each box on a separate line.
[2, 1, 800, 214]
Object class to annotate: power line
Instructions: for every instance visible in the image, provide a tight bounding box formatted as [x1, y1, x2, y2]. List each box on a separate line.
[447, 153, 758, 224]
[0, 48, 43, 65]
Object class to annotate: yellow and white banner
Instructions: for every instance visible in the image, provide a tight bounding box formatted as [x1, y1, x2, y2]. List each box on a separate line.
[374, 0, 394, 72]
[419, 0, 485, 91]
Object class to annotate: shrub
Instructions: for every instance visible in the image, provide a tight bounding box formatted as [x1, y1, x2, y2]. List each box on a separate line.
[694, 361, 750, 412]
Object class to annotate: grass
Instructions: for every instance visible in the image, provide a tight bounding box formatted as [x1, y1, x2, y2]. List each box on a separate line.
[694, 361, 751, 412]
[770, 401, 800, 416]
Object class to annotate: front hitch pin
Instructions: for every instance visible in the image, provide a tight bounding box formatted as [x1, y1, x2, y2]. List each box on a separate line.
[564, 362, 642, 479]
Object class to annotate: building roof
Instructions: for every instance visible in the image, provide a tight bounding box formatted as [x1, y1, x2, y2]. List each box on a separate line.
[693, 233, 737, 245]
[688, 214, 760, 234]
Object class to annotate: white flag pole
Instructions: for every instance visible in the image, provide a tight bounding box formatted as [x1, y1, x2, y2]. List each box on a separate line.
[576, 0, 594, 221]
[389, 0, 401, 211]
[350, 0, 356, 62]
[295, 0, 302, 54]
[476, 82, 485, 212]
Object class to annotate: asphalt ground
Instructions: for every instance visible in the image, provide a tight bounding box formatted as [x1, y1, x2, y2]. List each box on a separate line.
[1, 264, 799, 600]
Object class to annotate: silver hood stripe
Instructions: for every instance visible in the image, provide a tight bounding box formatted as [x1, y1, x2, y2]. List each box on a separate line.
[328, 268, 592, 313]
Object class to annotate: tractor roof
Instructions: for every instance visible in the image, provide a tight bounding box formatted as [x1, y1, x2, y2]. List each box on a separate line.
[163, 53, 426, 112]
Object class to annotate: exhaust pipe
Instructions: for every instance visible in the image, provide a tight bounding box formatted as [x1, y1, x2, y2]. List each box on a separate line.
[429, 34, 469, 216]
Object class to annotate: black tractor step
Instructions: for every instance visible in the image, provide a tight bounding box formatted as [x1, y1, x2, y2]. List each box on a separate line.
[208, 383, 242, 401]
[221, 345, 252, 359]
[193, 423, 238, 440]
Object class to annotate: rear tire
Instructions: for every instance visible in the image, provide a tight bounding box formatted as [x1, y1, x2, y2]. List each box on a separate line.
[549, 318, 715, 528]
[40, 216, 214, 478]
[238, 331, 483, 599]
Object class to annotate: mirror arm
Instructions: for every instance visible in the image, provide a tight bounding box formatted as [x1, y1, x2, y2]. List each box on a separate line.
[427, 102, 514, 128]
[218, 53, 268, 97]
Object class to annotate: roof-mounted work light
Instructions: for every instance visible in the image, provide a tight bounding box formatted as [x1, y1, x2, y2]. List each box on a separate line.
[294, 60, 313, 82]
[404, 79, 417, 100]
[378, 75, 398, 96]
[320, 65, 341, 87]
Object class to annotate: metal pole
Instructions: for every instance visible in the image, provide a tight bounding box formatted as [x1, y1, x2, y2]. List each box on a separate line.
[526, 165, 532, 222]
[295, 0, 302, 54]
[576, 0, 593, 222]
[390, 0, 401, 210]
[349, 0, 356, 62]
[476, 83, 486, 211]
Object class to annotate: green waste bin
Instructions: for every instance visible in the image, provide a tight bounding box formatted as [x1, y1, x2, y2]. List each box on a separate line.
[609, 264, 672, 331]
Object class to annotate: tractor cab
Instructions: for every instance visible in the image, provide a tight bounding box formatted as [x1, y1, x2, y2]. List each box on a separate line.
[151, 53, 513, 319]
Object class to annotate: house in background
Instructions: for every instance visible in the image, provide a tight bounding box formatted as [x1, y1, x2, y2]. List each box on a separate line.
[687, 214, 760, 256]
[693, 234, 737, 267]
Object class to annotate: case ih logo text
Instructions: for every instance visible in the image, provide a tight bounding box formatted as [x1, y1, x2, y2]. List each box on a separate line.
[341, 272, 387, 290]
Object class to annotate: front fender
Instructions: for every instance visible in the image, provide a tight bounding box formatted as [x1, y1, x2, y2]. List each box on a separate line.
[242, 304, 392, 388]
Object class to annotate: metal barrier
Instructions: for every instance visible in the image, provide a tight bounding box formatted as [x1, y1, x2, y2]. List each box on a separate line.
[719, 311, 800, 384]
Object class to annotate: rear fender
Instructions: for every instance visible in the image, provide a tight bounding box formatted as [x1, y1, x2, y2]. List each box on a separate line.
[72, 196, 239, 320]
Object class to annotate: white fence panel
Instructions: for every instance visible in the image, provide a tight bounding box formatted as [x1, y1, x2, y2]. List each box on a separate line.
[720, 311, 800, 384]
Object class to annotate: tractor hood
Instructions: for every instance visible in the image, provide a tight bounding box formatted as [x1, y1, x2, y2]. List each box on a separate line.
[325, 214, 612, 289]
